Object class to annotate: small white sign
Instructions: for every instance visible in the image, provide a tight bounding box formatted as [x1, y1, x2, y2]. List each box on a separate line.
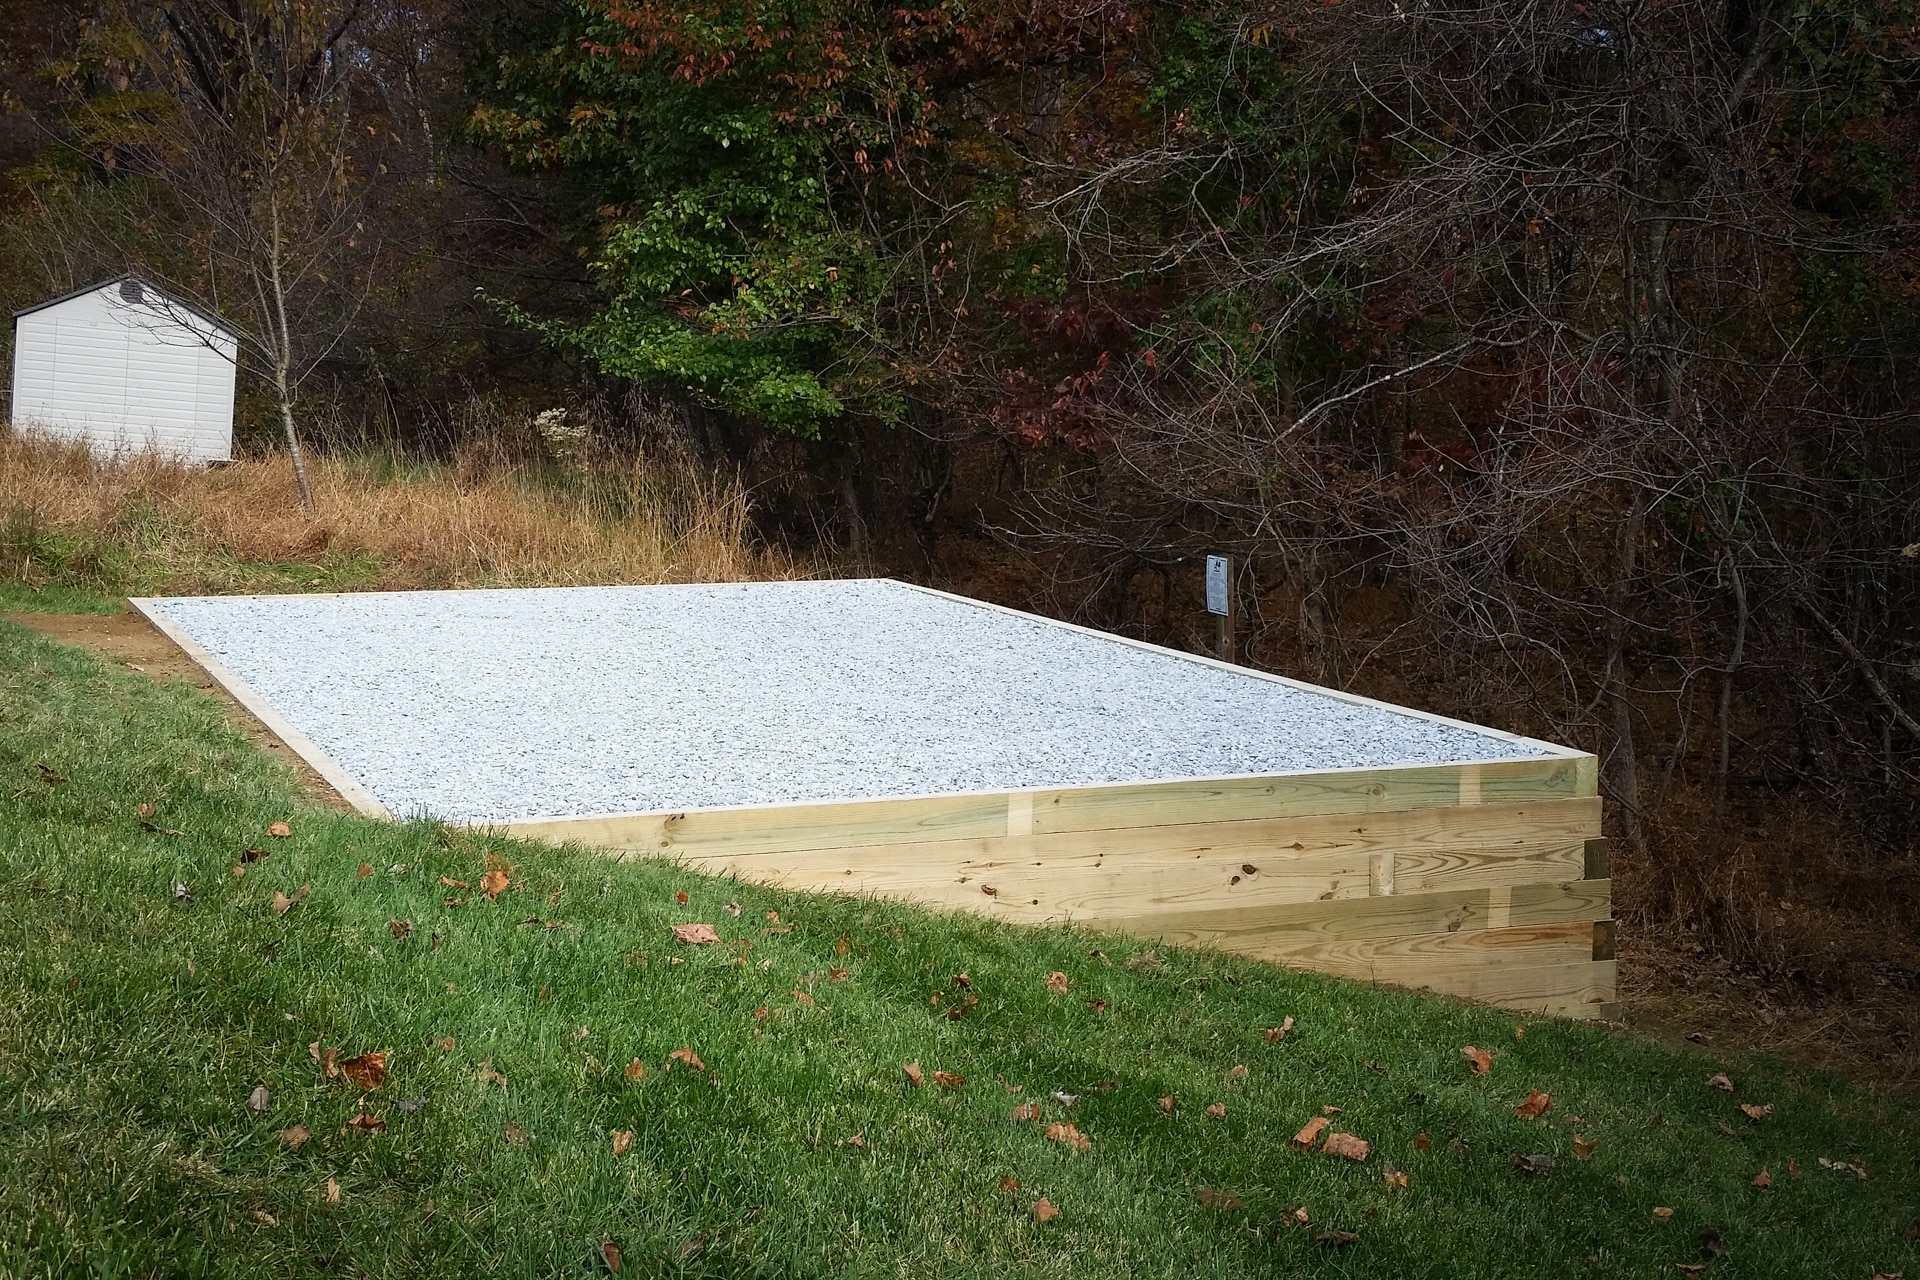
[1205, 555, 1230, 616]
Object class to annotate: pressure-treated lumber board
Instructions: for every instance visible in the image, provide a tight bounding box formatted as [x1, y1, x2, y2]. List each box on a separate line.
[502, 765, 1597, 857]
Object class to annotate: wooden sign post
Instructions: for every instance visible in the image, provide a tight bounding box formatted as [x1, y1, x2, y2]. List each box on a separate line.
[1205, 554, 1234, 664]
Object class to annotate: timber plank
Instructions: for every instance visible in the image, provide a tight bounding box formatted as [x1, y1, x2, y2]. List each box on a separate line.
[1032, 757, 1586, 835]
[1127, 879, 1612, 948]
[500, 792, 1008, 857]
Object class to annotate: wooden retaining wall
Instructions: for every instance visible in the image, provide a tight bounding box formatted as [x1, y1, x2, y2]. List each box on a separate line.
[503, 753, 1615, 1020]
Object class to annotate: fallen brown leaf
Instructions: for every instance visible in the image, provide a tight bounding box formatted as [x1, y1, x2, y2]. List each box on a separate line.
[267, 821, 292, 838]
[1322, 1132, 1370, 1161]
[1414, 1132, 1432, 1152]
[1033, 1197, 1060, 1223]
[1383, 1164, 1410, 1189]
[676, 890, 689, 904]
[279, 1124, 310, 1150]
[1290, 1116, 1330, 1149]
[1264, 1016, 1296, 1044]
[1045, 1121, 1091, 1152]
[1289, 1206, 1311, 1225]
[340, 1051, 387, 1090]
[933, 1070, 966, 1090]
[839, 1133, 866, 1148]
[249, 1208, 277, 1226]
[1462, 1045, 1492, 1075]
[829, 966, 849, 982]
[793, 989, 816, 1008]
[1675, 1266, 1705, 1278]
[1707, 1071, 1734, 1092]
[903, 1061, 924, 1087]
[624, 1059, 647, 1083]
[1788, 1158, 1800, 1178]
[1573, 1135, 1598, 1161]
[1084, 999, 1107, 1013]
[999, 1176, 1019, 1191]
[477, 1059, 508, 1092]
[1653, 1206, 1675, 1221]
[438, 876, 469, 890]
[1226, 1064, 1248, 1081]
[613, 1129, 634, 1155]
[389, 918, 413, 940]
[248, 1085, 271, 1112]
[325, 1175, 341, 1203]
[1753, 1169, 1771, 1189]
[1511, 1152, 1553, 1175]
[357, 862, 372, 878]
[503, 1121, 528, 1145]
[1196, 1185, 1244, 1210]
[1739, 1102, 1774, 1121]
[1206, 1102, 1227, 1120]
[1045, 971, 1069, 995]
[271, 882, 312, 916]
[672, 923, 719, 945]
[1315, 1230, 1360, 1246]
[1515, 1089, 1553, 1120]
[1011, 1102, 1041, 1122]
[437, 1036, 455, 1052]
[667, 1047, 705, 1071]
[480, 869, 509, 900]
[344, 1112, 385, 1134]
[1159, 1095, 1176, 1113]
[136, 803, 156, 819]
[240, 847, 269, 864]
[601, 1241, 622, 1273]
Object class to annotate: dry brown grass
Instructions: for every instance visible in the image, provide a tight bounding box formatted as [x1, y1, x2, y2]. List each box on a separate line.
[1, 426, 799, 597]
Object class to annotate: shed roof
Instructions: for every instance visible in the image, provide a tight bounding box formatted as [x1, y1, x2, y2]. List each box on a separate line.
[11, 273, 242, 340]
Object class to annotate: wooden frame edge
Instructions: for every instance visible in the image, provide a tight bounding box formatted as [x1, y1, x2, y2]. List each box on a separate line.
[127, 598, 394, 819]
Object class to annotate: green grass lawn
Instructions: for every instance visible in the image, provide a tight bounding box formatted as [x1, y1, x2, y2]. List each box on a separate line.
[1, 619, 1916, 1279]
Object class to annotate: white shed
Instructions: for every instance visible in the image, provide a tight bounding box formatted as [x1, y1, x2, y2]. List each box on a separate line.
[9, 275, 239, 463]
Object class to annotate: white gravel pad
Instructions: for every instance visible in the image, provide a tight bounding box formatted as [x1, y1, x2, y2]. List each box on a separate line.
[143, 579, 1553, 824]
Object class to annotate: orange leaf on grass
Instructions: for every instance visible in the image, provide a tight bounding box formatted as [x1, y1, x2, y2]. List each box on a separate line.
[1290, 1116, 1330, 1149]
[1044, 1122, 1091, 1152]
[340, 1052, 387, 1090]
[357, 862, 372, 878]
[1414, 1132, 1432, 1152]
[279, 1124, 311, 1150]
[1011, 1102, 1041, 1122]
[667, 1047, 705, 1071]
[1573, 1135, 1598, 1161]
[438, 877, 469, 890]
[903, 1061, 924, 1087]
[267, 821, 292, 838]
[1652, 1207, 1675, 1221]
[325, 1176, 341, 1203]
[933, 1070, 966, 1090]
[1226, 1064, 1248, 1081]
[136, 803, 156, 819]
[676, 891, 689, 905]
[1033, 1198, 1060, 1223]
[1045, 971, 1069, 995]
[476, 1059, 508, 1092]
[1753, 1169, 1771, 1188]
[613, 1130, 634, 1156]
[624, 1059, 647, 1082]
[1196, 1186, 1244, 1210]
[389, 919, 413, 940]
[503, 1121, 528, 1145]
[1264, 1016, 1296, 1043]
[481, 869, 509, 900]
[1383, 1164, 1410, 1189]
[1740, 1102, 1773, 1120]
[672, 923, 719, 945]
[829, 966, 849, 982]
[601, 1241, 622, 1272]
[437, 1036, 456, 1052]
[1707, 1072, 1734, 1092]
[1461, 1046, 1492, 1075]
[1515, 1089, 1553, 1120]
[1321, 1132, 1370, 1161]
[999, 1176, 1019, 1191]
[1206, 1102, 1227, 1120]
[1159, 1095, 1176, 1113]
[344, 1112, 385, 1134]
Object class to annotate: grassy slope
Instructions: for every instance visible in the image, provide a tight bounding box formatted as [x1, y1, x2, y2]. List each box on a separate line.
[1, 621, 1915, 1280]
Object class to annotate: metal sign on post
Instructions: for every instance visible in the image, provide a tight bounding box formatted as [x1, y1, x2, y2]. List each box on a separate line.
[1205, 554, 1234, 663]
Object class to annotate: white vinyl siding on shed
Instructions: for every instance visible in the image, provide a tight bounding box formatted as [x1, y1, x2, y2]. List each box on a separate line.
[9, 281, 237, 463]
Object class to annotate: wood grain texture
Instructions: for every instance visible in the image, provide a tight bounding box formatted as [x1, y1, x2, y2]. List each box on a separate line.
[506, 782, 1610, 1018]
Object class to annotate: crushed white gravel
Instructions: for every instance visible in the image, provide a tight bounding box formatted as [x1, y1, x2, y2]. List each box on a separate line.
[144, 579, 1554, 823]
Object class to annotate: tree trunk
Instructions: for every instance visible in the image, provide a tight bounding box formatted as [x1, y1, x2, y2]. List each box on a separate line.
[1605, 489, 1647, 854]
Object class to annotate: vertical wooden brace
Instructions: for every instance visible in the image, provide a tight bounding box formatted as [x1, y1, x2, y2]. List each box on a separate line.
[1584, 837, 1611, 880]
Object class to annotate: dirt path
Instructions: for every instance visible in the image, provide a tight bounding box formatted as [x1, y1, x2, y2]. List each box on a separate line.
[7, 610, 353, 813]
